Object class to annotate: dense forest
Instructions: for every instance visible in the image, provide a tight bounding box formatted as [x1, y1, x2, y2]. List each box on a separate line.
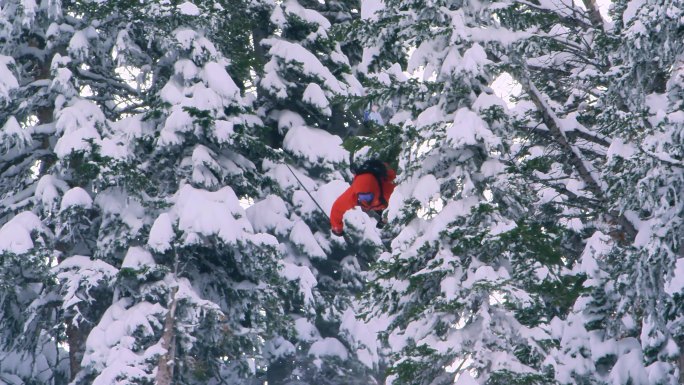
[0, 0, 682, 384]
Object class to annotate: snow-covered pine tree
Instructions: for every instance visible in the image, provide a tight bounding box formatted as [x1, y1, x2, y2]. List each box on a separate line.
[352, 1, 582, 384]
[0, 12, 61, 383]
[257, 0, 363, 141]
[45, 1, 291, 384]
[486, 1, 637, 381]
[245, 1, 382, 384]
[0, 0, 141, 382]
[490, 0, 683, 380]
[591, 0, 683, 380]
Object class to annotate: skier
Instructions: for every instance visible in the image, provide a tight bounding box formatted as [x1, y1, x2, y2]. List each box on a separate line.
[330, 159, 396, 236]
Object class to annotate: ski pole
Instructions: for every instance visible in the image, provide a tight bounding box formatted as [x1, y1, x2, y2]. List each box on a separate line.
[283, 162, 360, 247]
[284, 163, 331, 222]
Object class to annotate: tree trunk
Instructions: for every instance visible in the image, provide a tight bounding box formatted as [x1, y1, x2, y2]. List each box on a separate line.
[156, 286, 179, 385]
[251, 9, 270, 100]
[513, 64, 638, 242]
[66, 320, 88, 381]
[580, 0, 605, 31]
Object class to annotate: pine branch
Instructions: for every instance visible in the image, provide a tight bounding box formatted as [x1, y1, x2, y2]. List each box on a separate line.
[638, 146, 684, 169]
[75, 67, 141, 97]
[513, 58, 638, 240]
[515, 0, 593, 29]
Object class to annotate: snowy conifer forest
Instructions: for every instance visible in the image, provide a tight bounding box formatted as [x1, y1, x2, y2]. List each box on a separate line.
[0, 0, 682, 383]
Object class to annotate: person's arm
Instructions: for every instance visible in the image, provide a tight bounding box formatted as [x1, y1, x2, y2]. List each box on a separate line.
[330, 186, 357, 235]
[383, 167, 397, 199]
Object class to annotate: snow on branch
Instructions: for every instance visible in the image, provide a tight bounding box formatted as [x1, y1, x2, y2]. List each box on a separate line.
[513, 58, 637, 240]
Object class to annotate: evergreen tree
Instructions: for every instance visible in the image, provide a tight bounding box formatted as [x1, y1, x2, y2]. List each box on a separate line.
[245, 1, 383, 384]
[55, 1, 290, 383]
[352, 1, 582, 384]
[493, 0, 684, 380]
[0, 0, 136, 381]
[594, 0, 683, 380]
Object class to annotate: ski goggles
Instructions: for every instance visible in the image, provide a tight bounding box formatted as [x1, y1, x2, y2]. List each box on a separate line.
[358, 192, 374, 205]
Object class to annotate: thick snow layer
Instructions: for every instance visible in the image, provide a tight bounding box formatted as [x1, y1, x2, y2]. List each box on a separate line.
[54, 255, 118, 310]
[343, 209, 384, 245]
[280, 261, 317, 304]
[455, 372, 478, 385]
[473, 92, 508, 111]
[174, 28, 197, 50]
[95, 189, 146, 234]
[201, 62, 239, 102]
[290, 220, 327, 259]
[622, 0, 646, 23]
[156, 184, 254, 248]
[159, 106, 193, 145]
[173, 276, 220, 311]
[308, 337, 349, 359]
[60, 187, 93, 212]
[263, 39, 347, 95]
[1, 116, 31, 147]
[447, 107, 499, 150]
[480, 159, 506, 178]
[459, 44, 490, 74]
[607, 138, 637, 160]
[412, 174, 440, 205]
[294, 317, 321, 342]
[190, 145, 220, 187]
[574, 231, 611, 281]
[283, 125, 348, 164]
[148, 213, 174, 252]
[609, 346, 648, 384]
[282, 0, 331, 29]
[68, 30, 90, 60]
[0, 212, 43, 253]
[302, 83, 331, 116]
[99, 136, 130, 160]
[361, 0, 384, 20]
[174, 59, 198, 81]
[276, 110, 306, 134]
[246, 195, 292, 236]
[177, 1, 200, 15]
[440, 276, 460, 301]
[160, 82, 184, 105]
[358, 46, 380, 74]
[304, 180, 349, 215]
[121, 247, 156, 269]
[0, 55, 19, 101]
[34, 175, 69, 210]
[111, 114, 148, 142]
[266, 337, 296, 359]
[82, 299, 165, 385]
[415, 105, 448, 129]
[461, 265, 510, 289]
[340, 307, 392, 368]
[665, 258, 684, 294]
[54, 99, 105, 158]
[263, 159, 317, 192]
[261, 58, 289, 99]
[213, 120, 235, 143]
[184, 83, 225, 111]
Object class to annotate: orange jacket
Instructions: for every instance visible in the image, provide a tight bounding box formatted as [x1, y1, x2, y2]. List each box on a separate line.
[330, 168, 397, 233]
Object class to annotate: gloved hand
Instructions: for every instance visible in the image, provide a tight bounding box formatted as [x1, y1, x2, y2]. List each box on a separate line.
[332, 227, 344, 236]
